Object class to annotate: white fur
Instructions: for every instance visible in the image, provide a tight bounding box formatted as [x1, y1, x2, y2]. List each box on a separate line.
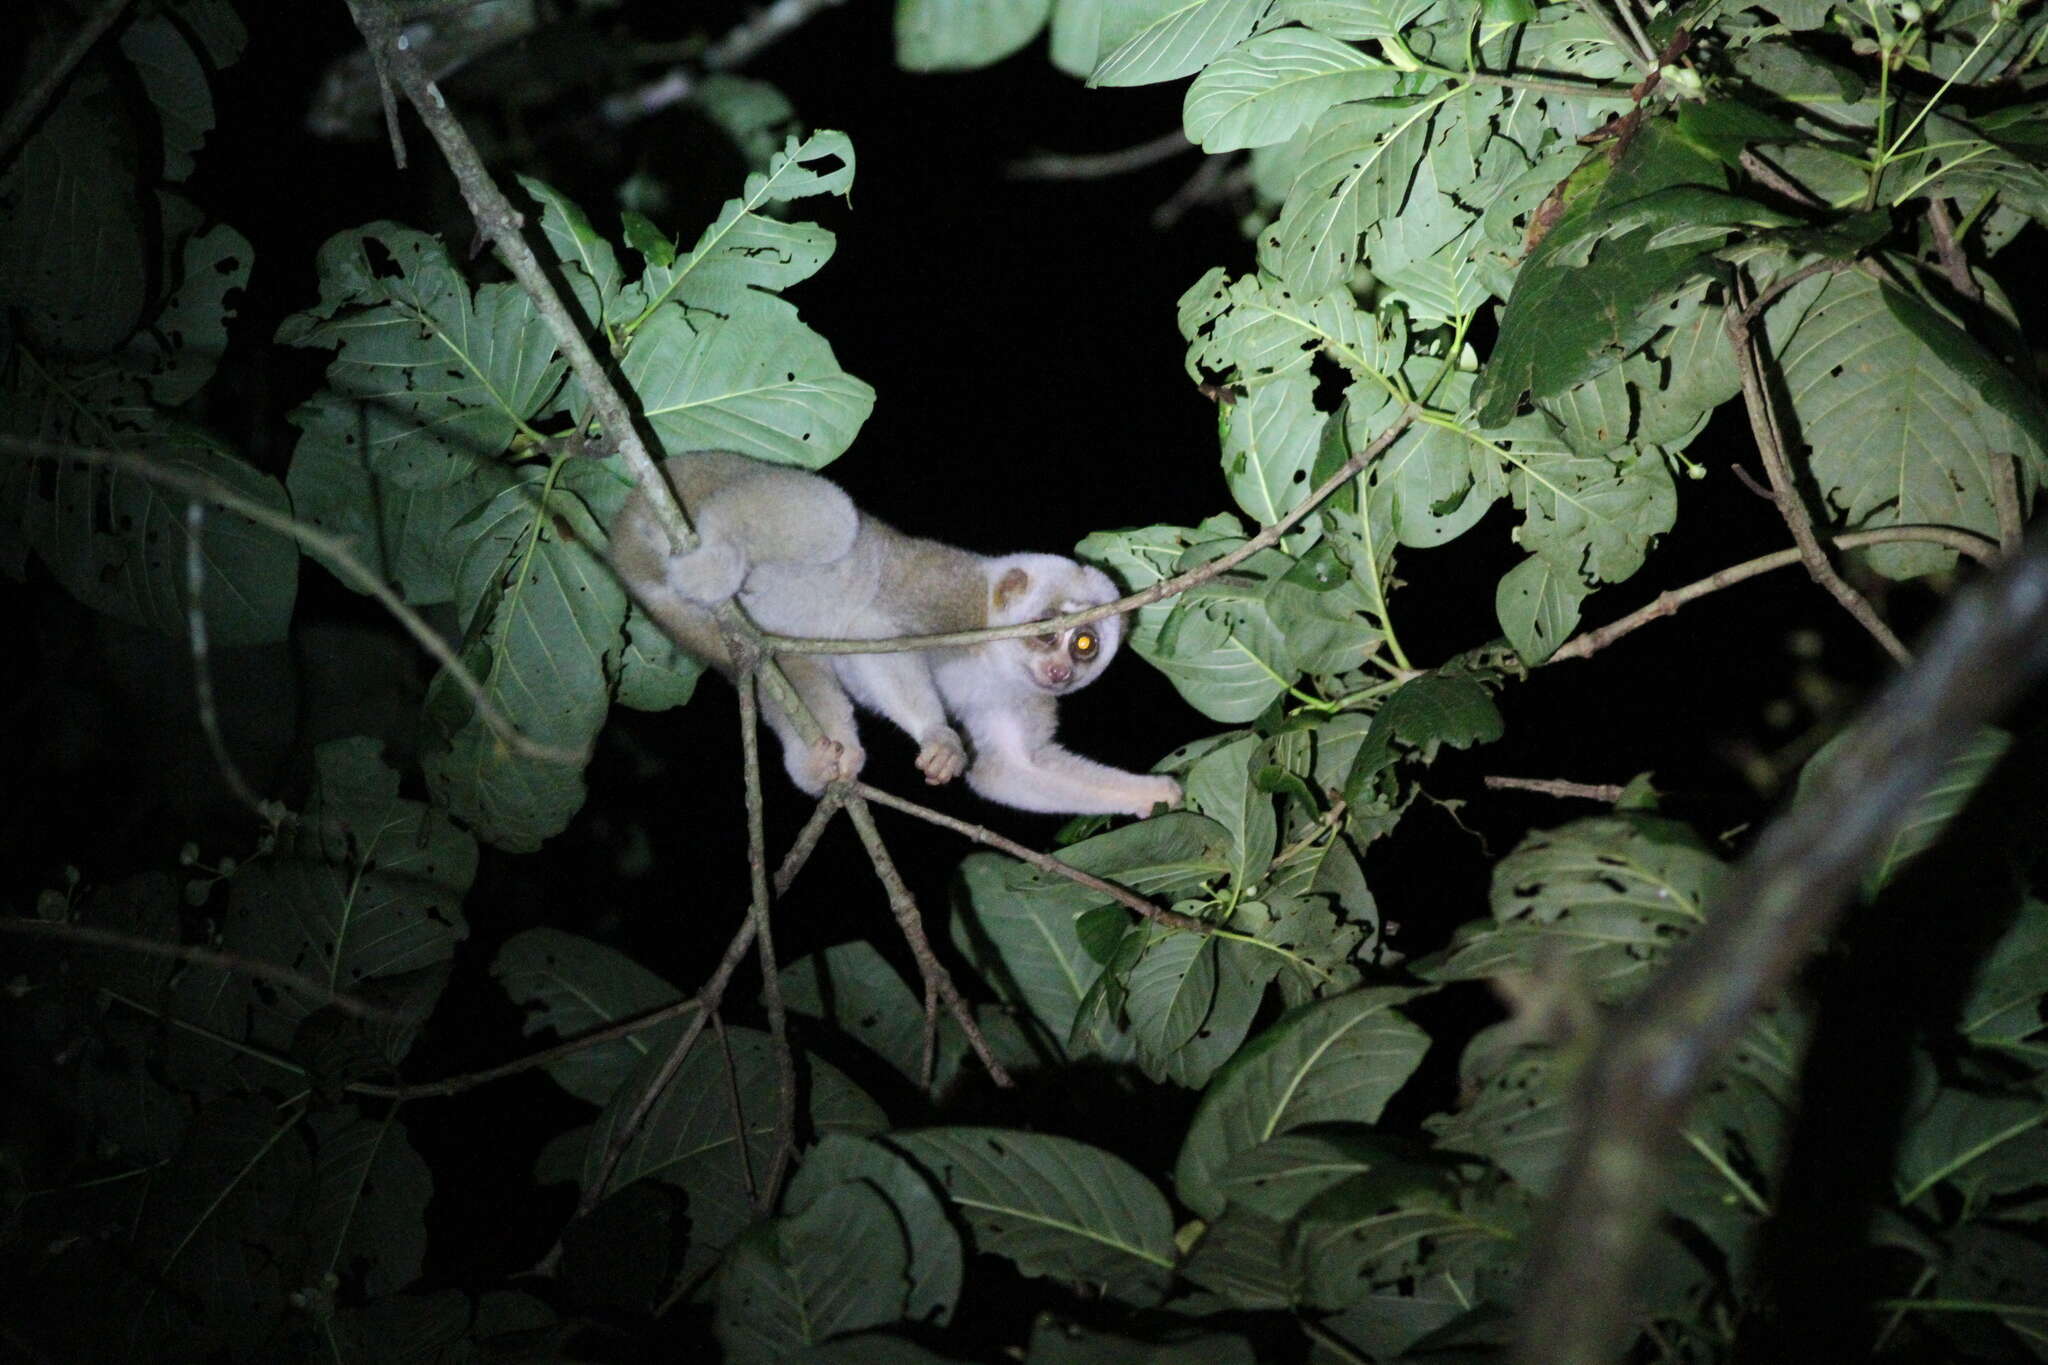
[612, 453, 1182, 816]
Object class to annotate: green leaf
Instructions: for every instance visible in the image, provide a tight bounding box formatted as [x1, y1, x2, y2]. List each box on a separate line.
[1776, 269, 2048, 579]
[1294, 1157, 1484, 1309]
[492, 928, 689, 1106]
[1215, 1129, 1406, 1221]
[1799, 725, 2011, 900]
[888, 1128, 1176, 1302]
[1423, 814, 1721, 1002]
[422, 462, 621, 851]
[1181, 1207, 1307, 1309]
[1961, 897, 2048, 1049]
[303, 1111, 430, 1298]
[1674, 99, 1799, 168]
[1221, 372, 1324, 525]
[1343, 673, 1503, 796]
[786, 1134, 964, 1328]
[1260, 95, 1455, 294]
[1127, 930, 1218, 1057]
[1175, 988, 1429, 1218]
[952, 813, 1231, 1055]
[625, 131, 853, 320]
[284, 392, 480, 606]
[1178, 269, 1397, 387]
[1496, 553, 1589, 665]
[1187, 732, 1279, 888]
[1183, 27, 1402, 152]
[19, 435, 297, 645]
[782, 942, 936, 1088]
[1090, 0, 1269, 88]
[1365, 384, 1506, 550]
[1475, 123, 1749, 424]
[278, 224, 568, 489]
[620, 292, 875, 470]
[1277, 0, 1436, 40]
[715, 1183, 912, 1362]
[584, 1028, 887, 1288]
[523, 177, 624, 327]
[1492, 411, 1676, 584]
[166, 738, 474, 1074]
[131, 1096, 307, 1356]
[896, 0, 1053, 70]
[1424, 1046, 1573, 1190]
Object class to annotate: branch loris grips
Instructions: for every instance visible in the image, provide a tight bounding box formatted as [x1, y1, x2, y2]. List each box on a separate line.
[611, 451, 1182, 816]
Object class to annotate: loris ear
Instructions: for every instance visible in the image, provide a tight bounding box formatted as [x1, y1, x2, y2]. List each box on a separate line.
[992, 566, 1032, 612]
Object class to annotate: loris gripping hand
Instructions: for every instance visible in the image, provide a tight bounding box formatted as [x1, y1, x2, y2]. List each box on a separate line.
[610, 451, 1182, 817]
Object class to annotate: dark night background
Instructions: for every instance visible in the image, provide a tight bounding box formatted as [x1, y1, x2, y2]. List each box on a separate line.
[6, 0, 1990, 1325]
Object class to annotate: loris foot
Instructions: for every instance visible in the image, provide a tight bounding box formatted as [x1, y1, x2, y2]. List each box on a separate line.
[794, 737, 865, 793]
[916, 727, 968, 785]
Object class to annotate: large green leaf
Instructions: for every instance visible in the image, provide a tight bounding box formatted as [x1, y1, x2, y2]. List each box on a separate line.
[303, 1111, 430, 1299]
[1774, 269, 2047, 579]
[623, 131, 855, 320]
[581, 1028, 887, 1288]
[1797, 725, 2012, 900]
[952, 813, 1231, 1056]
[1091, 0, 1269, 87]
[786, 1134, 964, 1328]
[19, 435, 297, 646]
[619, 292, 875, 470]
[897, 0, 1053, 70]
[422, 462, 622, 852]
[1422, 814, 1721, 1002]
[888, 1128, 1177, 1303]
[1475, 123, 1768, 424]
[715, 1184, 912, 1362]
[1183, 27, 1402, 152]
[1175, 988, 1429, 1218]
[278, 224, 568, 489]
[492, 928, 690, 1106]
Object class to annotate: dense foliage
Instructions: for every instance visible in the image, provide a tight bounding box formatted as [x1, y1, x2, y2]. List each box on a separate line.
[4, 0, 2047, 1361]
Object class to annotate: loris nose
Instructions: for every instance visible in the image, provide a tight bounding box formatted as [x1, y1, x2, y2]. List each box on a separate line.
[1045, 662, 1071, 685]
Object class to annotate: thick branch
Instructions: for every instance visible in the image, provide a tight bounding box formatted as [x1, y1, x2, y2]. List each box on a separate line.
[1516, 532, 2048, 1364]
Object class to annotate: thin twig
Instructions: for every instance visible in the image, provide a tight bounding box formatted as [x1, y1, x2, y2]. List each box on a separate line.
[1008, 129, 1194, 180]
[182, 505, 269, 816]
[0, 0, 136, 168]
[1726, 273, 1912, 665]
[1738, 148, 1825, 210]
[768, 406, 1420, 657]
[0, 437, 585, 766]
[853, 781, 1210, 934]
[0, 917, 402, 1022]
[739, 672, 797, 1210]
[1924, 198, 1981, 302]
[1548, 528, 1999, 664]
[1992, 454, 2024, 558]
[842, 794, 1014, 1088]
[1483, 776, 1628, 802]
[352, 809, 837, 1103]
[710, 1011, 758, 1200]
[1516, 533, 2048, 1364]
[601, 0, 849, 124]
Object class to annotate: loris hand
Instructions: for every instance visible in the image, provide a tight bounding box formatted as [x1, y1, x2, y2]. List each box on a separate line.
[916, 727, 968, 785]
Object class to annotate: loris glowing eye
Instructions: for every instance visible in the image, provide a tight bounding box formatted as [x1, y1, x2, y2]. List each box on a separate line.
[1072, 630, 1099, 659]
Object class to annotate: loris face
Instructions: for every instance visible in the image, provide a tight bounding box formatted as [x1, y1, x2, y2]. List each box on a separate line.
[1015, 617, 1118, 693]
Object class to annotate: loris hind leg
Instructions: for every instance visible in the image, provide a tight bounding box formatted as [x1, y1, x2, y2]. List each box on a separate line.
[753, 654, 864, 795]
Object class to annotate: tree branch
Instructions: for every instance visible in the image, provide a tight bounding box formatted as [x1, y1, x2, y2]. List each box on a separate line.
[1516, 531, 2048, 1364]
[1726, 272, 1911, 665]
[0, 0, 135, 169]
[1547, 527, 1999, 664]
[853, 782, 1210, 935]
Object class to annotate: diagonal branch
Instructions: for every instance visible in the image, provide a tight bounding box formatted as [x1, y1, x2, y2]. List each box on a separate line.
[1725, 272, 1911, 665]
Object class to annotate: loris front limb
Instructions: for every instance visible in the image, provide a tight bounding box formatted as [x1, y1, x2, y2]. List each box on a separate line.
[959, 693, 1182, 817]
